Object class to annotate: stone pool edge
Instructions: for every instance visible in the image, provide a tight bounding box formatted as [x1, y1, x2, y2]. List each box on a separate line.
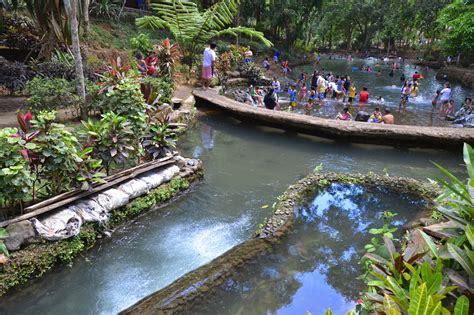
[0, 164, 204, 297]
[193, 88, 474, 150]
[120, 172, 438, 315]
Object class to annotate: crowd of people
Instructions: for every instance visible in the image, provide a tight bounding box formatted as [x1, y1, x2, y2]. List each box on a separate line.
[200, 43, 471, 127]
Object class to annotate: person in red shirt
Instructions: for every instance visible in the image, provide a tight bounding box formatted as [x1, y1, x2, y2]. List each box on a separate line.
[359, 87, 369, 103]
[412, 71, 422, 80]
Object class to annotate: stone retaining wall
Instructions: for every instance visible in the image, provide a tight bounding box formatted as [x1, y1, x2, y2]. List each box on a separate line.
[0, 156, 203, 296]
[435, 66, 474, 89]
[193, 89, 474, 150]
[121, 172, 438, 315]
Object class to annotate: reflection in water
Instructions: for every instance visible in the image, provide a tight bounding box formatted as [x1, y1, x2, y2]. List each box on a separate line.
[0, 114, 463, 315]
[190, 184, 426, 315]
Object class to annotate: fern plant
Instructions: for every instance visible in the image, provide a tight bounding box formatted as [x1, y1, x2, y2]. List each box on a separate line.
[136, 0, 272, 66]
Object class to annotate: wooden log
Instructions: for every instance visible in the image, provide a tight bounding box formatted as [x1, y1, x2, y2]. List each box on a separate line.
[0, 157, 177, 228]
[193, 89, 474, 150]
[22, 155, 176, 213]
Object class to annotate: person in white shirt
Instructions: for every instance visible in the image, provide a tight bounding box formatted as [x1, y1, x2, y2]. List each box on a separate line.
[439, 82, 452, 116]
[202, 42, 217, 89]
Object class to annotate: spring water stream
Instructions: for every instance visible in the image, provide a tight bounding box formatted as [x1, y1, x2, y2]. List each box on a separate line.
[0, 110, 463, 315]
[188, 183, 426, 315]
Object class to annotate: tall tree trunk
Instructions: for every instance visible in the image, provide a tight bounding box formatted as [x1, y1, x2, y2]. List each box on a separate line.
[82, 0, 90, 36]
[64, 0, 86, 118]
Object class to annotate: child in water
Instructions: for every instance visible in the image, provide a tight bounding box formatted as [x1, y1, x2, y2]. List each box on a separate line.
[368, 107, 383, 123]
[348, 86, 356, 103]
[431, 90, 441, 112]
[336, 107, 352, 121]
[446, 100, 455, 117]
[288, 85, 297, 109]
[298, 83, 307, 102]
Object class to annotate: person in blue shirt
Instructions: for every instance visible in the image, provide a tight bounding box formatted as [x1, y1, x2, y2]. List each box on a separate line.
[273, 49, 281, 64]
[288, 85, 297, 109]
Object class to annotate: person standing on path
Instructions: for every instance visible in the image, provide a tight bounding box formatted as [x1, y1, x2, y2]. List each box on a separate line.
[202, 42, 217, 90]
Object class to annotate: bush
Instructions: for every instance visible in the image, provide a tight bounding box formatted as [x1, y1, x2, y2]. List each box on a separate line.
[142, 76, 174, 105]
[29, 111, 83, 195]
[0, 127, 33, 210]
[97, 77, 147, 136]
[238, 62, 263, 85]
[81, 112, 138, 175]
[89, 0, 122, 20]
[25, 77, 81, 112]
[131, 33, 153, 55]
[0, 57, 31, 94]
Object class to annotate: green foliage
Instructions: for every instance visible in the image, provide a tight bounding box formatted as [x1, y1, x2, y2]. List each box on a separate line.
[0, 227, 9, 258]
[130, 33, 153, 55]
[0, 127, 33, 209]
[75, 147, 107, 191]
[81, 112, 137, 175]
[90, 0, 122, 20]
[142, 76, 175, 105]
[437, 0, 474, 56]
[29, 111, 83, 195]
[136, 0, 272, 65]
[141, 116, 178, 160]
[98, 76, 147, 135]
[25, 77, 81, 113]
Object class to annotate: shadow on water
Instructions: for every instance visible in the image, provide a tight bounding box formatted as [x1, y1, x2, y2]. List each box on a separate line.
[189, 183, 427, 315]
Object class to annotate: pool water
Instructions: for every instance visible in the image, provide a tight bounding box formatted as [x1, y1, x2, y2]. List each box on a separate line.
[188, 183, 426, 315]
[0, 111, 463, 315]
[227, 57, 472, 127]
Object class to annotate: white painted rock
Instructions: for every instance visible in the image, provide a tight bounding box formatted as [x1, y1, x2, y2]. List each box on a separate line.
[93, 188, 130, 211]
[32, 209, 82, 241]
[71, 199, 108, 223]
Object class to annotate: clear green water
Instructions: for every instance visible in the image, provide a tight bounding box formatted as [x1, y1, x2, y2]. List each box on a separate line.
[0, 111, 463, 315]
[189, 183, 426, 315]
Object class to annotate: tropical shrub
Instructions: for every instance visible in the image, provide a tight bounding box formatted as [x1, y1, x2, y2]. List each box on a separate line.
[25, 77, 81, 112]
[419, 143, 474, 292]
[0, 127, 33, 211]
[90, 0, 123, 20]
[95, 57, 147, 135]
[27, 111, 83, 196]
[131, 33, 153, 55]
[142, 76, 174, 105]
[98, 77, 147, 135]
[81, 113, 137, 175]
[75, 147, 107, 191]
[214, 51, 233, 87]
[141, 115, 177, 160]
[153, 38, 182, 78]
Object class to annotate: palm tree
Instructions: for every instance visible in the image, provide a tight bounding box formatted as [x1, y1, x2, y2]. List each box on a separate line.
[136, 0, 272, 67]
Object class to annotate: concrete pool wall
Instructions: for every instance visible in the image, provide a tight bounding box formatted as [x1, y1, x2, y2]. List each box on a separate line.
[193, 89, 474, 150]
